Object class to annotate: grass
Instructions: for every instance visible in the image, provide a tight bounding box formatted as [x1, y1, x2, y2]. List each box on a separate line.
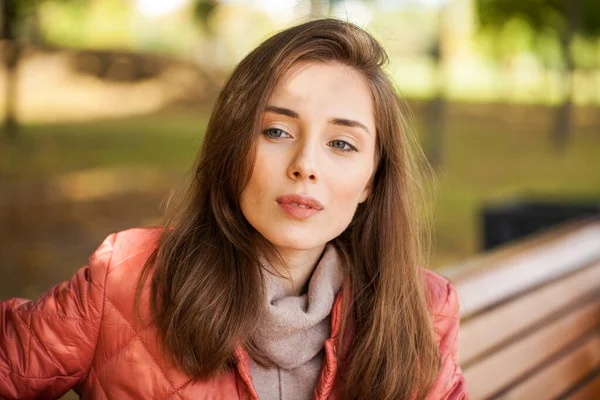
[1, 104, 599, 269]
[0, 113, 208, 175]
[425, 106, 600, 267]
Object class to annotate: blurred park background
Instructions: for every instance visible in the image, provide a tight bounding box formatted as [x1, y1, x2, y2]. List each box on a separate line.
[0, 0, 599, 304]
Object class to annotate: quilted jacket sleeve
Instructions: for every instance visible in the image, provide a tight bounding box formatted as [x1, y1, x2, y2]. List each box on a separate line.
[0, 233, 116, 400]
[426, 276, 468, 400]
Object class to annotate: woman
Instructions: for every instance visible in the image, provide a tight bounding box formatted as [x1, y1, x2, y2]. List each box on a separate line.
[0, 19, 467, 399]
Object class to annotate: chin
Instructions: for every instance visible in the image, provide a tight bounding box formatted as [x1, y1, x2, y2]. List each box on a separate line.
[273, 238, 322, 252]
[265, 232, 328, 252]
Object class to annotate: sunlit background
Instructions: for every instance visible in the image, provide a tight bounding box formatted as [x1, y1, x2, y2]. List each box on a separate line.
[0, 0, 598, 302]
[0, 1, 599, 397]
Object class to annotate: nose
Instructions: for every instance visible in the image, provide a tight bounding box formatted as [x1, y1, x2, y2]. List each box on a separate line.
[287, 140, 318, 182]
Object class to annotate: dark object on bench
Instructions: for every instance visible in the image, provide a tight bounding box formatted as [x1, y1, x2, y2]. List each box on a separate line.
[441, 218, 600, 399]
[481, 199, 600, 251]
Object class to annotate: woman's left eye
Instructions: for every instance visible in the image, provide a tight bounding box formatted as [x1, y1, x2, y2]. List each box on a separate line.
[262, 128, 290, 139]
[329, 140, 357, 152]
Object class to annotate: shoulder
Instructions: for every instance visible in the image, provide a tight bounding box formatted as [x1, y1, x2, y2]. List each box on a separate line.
[422, 267, 459, 319]
[88, 227, 162, 294]
[98, 226, 162, 286]
[420, 271, 468, 398]
[421, 268, 461, 352]
[106, 227, 163, 271]
[88, 228, 162, 329]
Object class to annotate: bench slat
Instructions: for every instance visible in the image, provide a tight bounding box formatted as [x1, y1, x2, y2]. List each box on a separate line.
[459, 261, 600, 365]
[454, 223, 600, 317]
[442, 219, 597, 282]
[464, 299, 600, 399]
[496, 333, 600, 399]
[566, 374, 600, 400]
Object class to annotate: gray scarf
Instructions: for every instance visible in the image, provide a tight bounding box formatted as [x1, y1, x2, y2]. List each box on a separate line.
[249, 244, 345, 399]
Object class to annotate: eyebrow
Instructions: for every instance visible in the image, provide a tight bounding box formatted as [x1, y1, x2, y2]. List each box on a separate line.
[330, 118, 371, 135]
[265, 105, 299, 119]
[264, 105, 371, 135]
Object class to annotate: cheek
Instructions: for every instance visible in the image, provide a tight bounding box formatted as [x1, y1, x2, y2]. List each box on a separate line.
[327, 163, 373, 212]
[241, 146, 281, 210]
[252, 147, 278, 186]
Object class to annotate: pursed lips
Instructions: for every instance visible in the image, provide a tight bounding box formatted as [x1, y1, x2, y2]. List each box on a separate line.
[275, 194, 324, 210]
[275, 194, 324, 219]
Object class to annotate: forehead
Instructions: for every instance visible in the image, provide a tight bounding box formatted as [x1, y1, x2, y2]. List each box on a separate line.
[267, 62, 375, 128]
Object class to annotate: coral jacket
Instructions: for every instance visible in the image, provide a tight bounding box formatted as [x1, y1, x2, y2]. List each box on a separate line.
[0, 228, 467, 399]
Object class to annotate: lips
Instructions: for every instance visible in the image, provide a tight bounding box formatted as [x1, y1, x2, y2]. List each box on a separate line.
[276, 194, 323, 219]
[276, 194, 324, 210]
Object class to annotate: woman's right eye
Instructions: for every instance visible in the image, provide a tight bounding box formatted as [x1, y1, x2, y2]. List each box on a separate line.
[262, 128, 290, 139]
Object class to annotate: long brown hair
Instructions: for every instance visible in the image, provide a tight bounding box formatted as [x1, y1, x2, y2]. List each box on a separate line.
[137, 18, 439, 399]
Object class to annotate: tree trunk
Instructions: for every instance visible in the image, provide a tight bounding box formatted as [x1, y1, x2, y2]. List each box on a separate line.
[553, 0, 580, 151]
[310, 0, 327, 18]
[26, 5, 43, 47]
[4, 42, 18, 139]
[2, 0, 19, 140]
[427, 6, 447, 170]
[428, 93, 447, 170]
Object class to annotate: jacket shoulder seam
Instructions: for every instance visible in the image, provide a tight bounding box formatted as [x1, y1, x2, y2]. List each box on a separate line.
[106, 246, 156, 276]
[25, 311, 32, 396]
[422, 268, 454, 317]
[86, 233, 117, 384]
[102, 296, 180, 396]
[14, 309, 87, 322]
[85, 233, 156, 389]
[0, 362, 86, 380]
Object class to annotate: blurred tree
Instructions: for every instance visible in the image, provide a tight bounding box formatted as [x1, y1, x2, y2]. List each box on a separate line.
[476, 0, 600, 150]
[190, 0, 223, 70]
[310, 0, 327, 18]
[427, 2, 449, 170]
[309, 0, 345, 18]
[1, 0, 23, 139]
[189, 0, 349, 67]
[192, 0, 219, 35]
[1, 0, 86, 139]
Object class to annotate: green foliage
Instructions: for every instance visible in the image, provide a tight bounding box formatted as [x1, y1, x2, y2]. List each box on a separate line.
[4, 0, 86, 39]
[192, 0, 219, 33]
[476, 0, 600, 69]
[4, 0, 31, 36]
[477, 0, 564, 33]
[476, 0, 600, 37]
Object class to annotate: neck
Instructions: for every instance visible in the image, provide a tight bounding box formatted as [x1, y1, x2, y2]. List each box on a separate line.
[271, 243, 327, 296]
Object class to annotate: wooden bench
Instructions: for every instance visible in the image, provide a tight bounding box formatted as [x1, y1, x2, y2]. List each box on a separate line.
[441, 218, 600, 399]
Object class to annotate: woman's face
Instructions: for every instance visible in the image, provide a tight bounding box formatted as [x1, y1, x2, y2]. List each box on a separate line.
[240, 61, 377, 254]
